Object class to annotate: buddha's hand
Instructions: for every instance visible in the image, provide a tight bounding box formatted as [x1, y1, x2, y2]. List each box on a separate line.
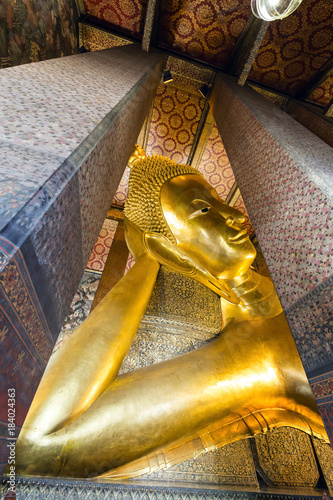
[124, 216, 157, 261]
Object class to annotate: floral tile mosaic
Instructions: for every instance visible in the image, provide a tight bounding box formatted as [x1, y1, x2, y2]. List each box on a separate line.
[0, 143, 64, 231]
[197, 122, 236, 200]
[112, 166, 130, 206]
[146, 83, 205, 164]
[286, 274, 333, 374]
[0, 48, 159, 159]
[86, 219, 118, 272]
[310, 370, 333, 406]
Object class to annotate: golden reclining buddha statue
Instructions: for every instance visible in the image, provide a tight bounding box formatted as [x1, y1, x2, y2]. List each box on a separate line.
[15, 146, 328, 479]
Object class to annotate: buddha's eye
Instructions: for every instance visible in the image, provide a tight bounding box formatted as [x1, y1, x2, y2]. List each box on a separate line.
[188, 206, 211, 219]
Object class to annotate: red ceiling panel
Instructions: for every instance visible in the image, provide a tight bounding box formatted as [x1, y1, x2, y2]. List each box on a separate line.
[159, 0, 251, 68]
[248, 0, 333, 96]
[307, 74, 333, 107]
[83, 0, 148, 36]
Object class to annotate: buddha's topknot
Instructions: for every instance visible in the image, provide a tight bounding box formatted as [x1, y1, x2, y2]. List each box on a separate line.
[124, 155, 202, 243]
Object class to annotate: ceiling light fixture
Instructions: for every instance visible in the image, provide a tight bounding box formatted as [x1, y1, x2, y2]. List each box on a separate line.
[251, 0, 303, 20]
[163, 70, 173, 83]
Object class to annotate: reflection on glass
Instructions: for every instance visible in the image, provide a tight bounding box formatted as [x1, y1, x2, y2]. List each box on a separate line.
[251, 0, 303, 20]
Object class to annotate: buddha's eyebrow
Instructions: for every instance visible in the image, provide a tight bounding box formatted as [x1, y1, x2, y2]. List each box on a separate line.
[188, 199, 211, 208]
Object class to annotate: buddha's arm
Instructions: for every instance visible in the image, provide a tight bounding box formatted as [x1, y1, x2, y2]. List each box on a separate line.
[15, 312, 326, 478]
[19, 253, 159, 439]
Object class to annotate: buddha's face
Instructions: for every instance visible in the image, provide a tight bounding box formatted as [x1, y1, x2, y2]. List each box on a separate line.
[160, 174, 256, 279]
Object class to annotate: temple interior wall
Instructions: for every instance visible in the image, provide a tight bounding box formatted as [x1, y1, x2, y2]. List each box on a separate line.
[0, 45, 163, 473]
[0, 42, 332, 498]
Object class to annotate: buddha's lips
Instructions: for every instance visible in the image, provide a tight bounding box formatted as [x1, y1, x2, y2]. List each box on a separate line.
[229, 228, 248, 244]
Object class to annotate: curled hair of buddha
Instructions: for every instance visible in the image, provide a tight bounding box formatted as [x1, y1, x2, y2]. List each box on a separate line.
[125, 155, 202, 243]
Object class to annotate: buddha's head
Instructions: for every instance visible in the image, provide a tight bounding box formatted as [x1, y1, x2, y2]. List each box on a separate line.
[125, 152, 256, 281]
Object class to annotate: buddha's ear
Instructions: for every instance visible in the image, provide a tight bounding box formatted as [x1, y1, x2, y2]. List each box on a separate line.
[144, 231, 240, 305]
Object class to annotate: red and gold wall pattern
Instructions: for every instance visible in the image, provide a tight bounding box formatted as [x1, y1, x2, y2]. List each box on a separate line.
[146, 83, 205, 164]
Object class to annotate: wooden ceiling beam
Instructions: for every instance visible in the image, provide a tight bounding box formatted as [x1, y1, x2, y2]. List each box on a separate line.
[78, 15, 140, 43]
[297, 58, 333, 100]
[227, 15, 269, 86]
[225, 182, 240, 206]
[142, 0, 162, 51]
[187, 101, 211, 166]
[325, 98, 333, 117]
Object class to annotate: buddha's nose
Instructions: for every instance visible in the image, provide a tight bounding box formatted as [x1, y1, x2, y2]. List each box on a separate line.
[226, 216, 235, 227]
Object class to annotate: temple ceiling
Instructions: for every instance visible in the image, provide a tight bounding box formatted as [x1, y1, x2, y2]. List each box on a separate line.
[248, 0, 333, 96]
[79, 0, 333, 108]
[158, 0, 251, 68]
[76, 0, 332, 229]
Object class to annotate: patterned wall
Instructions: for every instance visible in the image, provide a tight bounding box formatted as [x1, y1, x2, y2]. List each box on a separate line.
[0, 0, 78, 69]
[197, 122, 236, 199]
[83, 0, 147, 37]
[248, 0, 333, 96]
[0, 47, 163, 475]
[86, 218, 118, 272]
[159, 0, 251, 68]
[146, 83, 205, 162]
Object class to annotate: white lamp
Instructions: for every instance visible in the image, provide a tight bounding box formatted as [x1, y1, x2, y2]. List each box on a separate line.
[251, 0, 303, 20]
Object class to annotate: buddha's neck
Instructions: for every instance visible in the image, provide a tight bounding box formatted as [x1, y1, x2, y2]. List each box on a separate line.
[221, 268, 282, 323]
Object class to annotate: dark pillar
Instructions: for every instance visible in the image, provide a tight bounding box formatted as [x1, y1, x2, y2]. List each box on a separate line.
[0, 44, 163, 472]
[210, 74, 333, 444]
